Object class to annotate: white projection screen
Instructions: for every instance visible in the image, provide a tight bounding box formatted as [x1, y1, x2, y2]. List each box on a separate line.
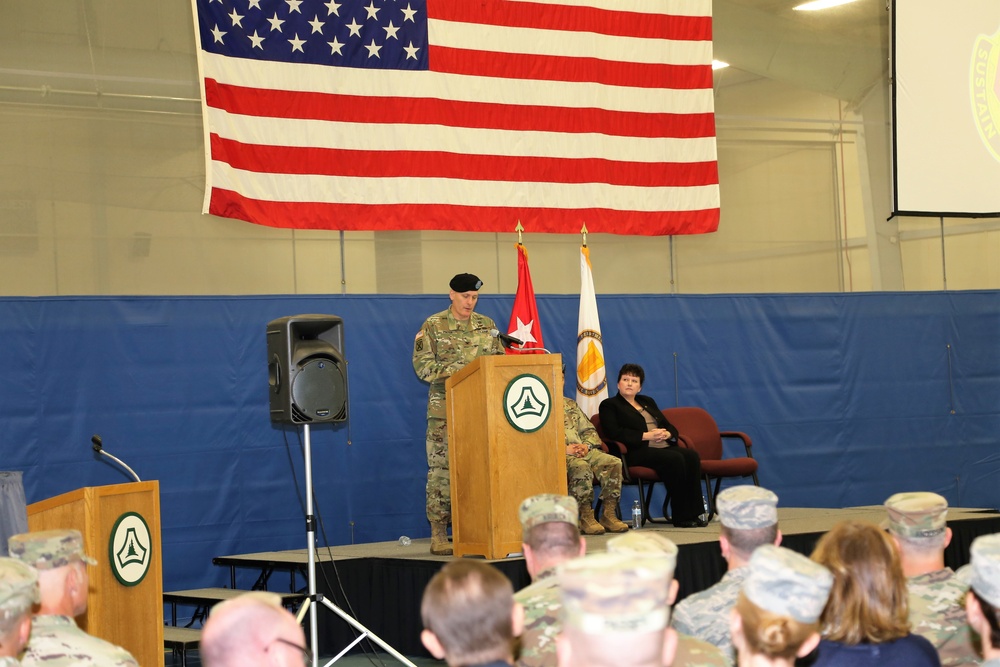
[893, 1, 1000, 217]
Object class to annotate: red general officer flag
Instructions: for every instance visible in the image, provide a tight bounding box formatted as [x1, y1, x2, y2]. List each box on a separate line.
[507, 244, 544, 354]
[191, 0, 719, 235]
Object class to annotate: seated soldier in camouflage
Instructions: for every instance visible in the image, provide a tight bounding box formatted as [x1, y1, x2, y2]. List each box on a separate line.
[9, 529, 138, 667]
[0, 558, 38, 666]
[966, 533, 1000, 667]
[730, 545, 833, 667]
[421, 560, 523, 667]
[556, 551, 678, 667]
[672, 485, 781, 660]
[607, 532, 732, 667]
[884, 492, 979, 667]
[515, 494, 586, 667]
[561, 390, 629, 535]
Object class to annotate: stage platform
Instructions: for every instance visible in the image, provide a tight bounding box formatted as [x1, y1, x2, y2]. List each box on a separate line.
[209, 506, 1000, 657]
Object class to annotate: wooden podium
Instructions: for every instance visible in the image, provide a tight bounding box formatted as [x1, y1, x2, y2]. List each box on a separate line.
[27, 481, 164, 667]
[447, 354, 567, 559]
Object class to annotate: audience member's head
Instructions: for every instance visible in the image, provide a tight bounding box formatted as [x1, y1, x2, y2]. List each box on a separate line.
[732, 545, 832, 664]
[811, 520, 910, 645]
[421, 560, 521, 667]
[519, 494, 584, 579]
[201, 591, 308, 667]
[966, 533, 1000, 658]
[717, 485, 781, 566]
[8, 529, 96, 617]
[883, 492, 951, 574]
[0, 557, 39, 658]
[556, 552, 677, 667]
[606, 531, 680, 609]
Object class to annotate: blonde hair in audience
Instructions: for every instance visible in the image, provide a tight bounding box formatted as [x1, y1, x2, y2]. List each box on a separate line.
[811, 520, 910, 644]
[734, 593, 819, 660]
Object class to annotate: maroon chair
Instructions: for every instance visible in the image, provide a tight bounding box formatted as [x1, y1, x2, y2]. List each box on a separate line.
[589, 414, 670, 526]
[662, 407, 759, 522]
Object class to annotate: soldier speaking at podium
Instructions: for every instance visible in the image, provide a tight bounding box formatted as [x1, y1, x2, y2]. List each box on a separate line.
[413, 273, 504, 555]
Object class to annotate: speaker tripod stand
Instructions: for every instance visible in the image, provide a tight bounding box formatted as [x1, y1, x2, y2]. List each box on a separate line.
[295, 424, 417, 667]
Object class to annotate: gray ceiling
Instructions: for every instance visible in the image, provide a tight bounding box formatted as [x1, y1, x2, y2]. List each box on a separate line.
[0, 0, 889, 114]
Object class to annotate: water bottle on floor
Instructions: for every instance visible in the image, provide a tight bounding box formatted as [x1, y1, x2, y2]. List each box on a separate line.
[700, 496, 710, 523]
[631, 500, 642, 529]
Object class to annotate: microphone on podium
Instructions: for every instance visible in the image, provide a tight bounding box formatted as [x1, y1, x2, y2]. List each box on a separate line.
[489, 328, 524, 347]
[90, 434, 142, 483]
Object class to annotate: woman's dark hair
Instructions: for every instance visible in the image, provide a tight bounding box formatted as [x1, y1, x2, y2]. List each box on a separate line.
[974, 590, 1000, 650]
[617, 363, 645, 385]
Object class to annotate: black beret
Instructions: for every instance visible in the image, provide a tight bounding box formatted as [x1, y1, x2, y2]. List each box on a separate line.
[449, 273, 483, 292]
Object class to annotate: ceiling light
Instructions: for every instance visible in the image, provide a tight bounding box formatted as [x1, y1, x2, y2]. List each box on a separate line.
[712, 60, 729, 70]
[793, 0, 858, 10]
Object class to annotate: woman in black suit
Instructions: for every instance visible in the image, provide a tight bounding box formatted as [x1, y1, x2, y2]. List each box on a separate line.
[598, 362, 705, 527]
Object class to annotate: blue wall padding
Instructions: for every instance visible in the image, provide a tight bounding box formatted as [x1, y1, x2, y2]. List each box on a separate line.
[0, 292, 997, 590]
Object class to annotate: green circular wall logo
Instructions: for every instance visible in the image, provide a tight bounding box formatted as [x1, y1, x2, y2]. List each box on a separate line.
[971, 27, 1000, 163]
[108, 512, 152, 587]
[502, 373, 551, 433]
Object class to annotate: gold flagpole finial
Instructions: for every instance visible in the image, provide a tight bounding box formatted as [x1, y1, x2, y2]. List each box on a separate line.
[581, 222, 588, 247]
[515, 220, 524, 245]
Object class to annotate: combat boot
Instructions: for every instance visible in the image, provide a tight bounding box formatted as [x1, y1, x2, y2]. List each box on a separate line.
[599, 502, 630, 533]
[430, 521, 453, 556]
[579, 506, 606, 535]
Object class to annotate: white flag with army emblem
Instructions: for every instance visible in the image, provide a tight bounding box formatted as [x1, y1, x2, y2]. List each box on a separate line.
[576, 245, 609, 418]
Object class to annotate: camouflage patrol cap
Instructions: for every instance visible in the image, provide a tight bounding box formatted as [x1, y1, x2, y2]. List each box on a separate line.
[717, 485, 779, 530]
[0, 557, 39, 621]
[519, 494, 579, 531]
[559, 553, 672, 634]
[883, 492, 948, 538]
[742, 545, 833, 624]
[8, 529, 97, 570]
[969, 533, 1000, 608]
[606, 532, 679, 579]
[449, 273, 483, 292]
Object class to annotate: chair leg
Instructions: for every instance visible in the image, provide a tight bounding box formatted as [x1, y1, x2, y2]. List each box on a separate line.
[751, 471, 760, 486]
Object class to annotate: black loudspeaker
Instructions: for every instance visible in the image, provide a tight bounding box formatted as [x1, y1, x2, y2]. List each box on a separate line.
[266, 315, 347, 424]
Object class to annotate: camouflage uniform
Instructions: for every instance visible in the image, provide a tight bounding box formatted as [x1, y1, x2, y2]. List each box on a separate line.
[969, 534, 1000, 667]
[21, 616, 138, 667]
[515, 495, 579, 667]
[736, 545, 833, 664]
[515, 569, 560, 667]
[672, 485, 779, 659]
[883, 492, 980, 667]
[675, 634, 734, 667]
[8, 530, 139, 667]
[412, 307, 503, 522]
[559, 552, 674, 634]
[0, 556, 39, 665]
[672, 567, 747, 659]
[562, 398, 622, 509]
[908, 569, 979, 667]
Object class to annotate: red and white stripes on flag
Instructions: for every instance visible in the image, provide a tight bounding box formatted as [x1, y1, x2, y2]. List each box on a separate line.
[576, 245, 608, 417]
[193, 0, 719, 235]
[507, 244, 545, 353]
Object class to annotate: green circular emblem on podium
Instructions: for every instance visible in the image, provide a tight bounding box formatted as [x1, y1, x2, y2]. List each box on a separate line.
[108, 511, 152, 587]
[503, 373, 552, 433]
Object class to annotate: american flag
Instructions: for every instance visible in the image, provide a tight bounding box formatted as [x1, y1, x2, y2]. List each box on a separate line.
[192, 0, 719, 236]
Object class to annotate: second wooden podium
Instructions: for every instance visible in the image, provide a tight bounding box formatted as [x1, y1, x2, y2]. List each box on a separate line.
[446, 353, 567, 559]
